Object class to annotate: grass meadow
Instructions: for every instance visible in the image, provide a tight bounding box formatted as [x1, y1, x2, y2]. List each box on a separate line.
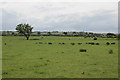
[2, 36, 118, 78]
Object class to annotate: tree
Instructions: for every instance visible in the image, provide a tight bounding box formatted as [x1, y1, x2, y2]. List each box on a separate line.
[16, 23, 33, 40]
[7, 31, 10, 36]
[37, 32, 41, 36]
[12, 32, 14, 36]
[72, 32, 76, 36]
[117, 34, 120, 40]
[47, 32, 51, 36]
[106, 33, 116, 38]
[63, 32, 67, 36]
[2, 31, 6, 36]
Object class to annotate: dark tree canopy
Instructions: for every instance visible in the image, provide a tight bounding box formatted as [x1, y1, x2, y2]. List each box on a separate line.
[47, 32, 51, 36]
[107, 33, 115, 36]
[63, 32, 67, 35]
[117, 34, 120, 40]
[106, 33, 116, 38]
[37, 32, 41, 36]
[16, 23, 33, 40]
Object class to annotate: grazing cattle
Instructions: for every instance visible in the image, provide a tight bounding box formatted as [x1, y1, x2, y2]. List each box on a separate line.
[91, 43, 94, 45]
[96, 43, 99, 45]
[62, 43, 65, 44]
[93, 37, 97, 40]
[111, 42, 115, 45]
[71, 43, 75, 45]
[106, 42, 110, 45]
[88, 42, 94, 45]
[48, 42, 52, 44]
[88, 43, 91, 44]
[78, 43, 82, 45]
[80, 49, 87, 52]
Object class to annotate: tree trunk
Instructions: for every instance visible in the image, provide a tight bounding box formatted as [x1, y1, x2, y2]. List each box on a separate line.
[26, 36, 29, 40]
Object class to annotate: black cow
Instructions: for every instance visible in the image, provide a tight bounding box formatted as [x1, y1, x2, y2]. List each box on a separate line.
[80, 49, 87, 52]
[78, 43, 82, 45]
[48, 42, 52, 44]
[71, 43, 75, 45]
[111, 42, 115, 45]
[96, 43, 100, 45]
[106, 42, 110, 45]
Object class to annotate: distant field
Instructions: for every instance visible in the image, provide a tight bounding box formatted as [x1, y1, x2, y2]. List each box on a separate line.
[2, 36, 118, 78]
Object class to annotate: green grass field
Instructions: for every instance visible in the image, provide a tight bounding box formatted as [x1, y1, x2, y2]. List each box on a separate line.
[2, 36, 118, 78]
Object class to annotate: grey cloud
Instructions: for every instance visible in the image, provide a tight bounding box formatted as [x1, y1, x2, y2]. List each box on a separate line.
[34, 10, 117, 33]
[2, 10, 20, 30]
[2, 9, 117, 33]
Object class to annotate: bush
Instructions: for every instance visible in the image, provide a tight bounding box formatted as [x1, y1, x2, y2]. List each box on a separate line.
[59, 43, 61, 44]
[108, 49, 113, 54]
[86, 43, 88, 44]
[39, 42, 43, 44]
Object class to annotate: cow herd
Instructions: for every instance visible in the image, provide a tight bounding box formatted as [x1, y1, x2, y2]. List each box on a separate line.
[35, 42, 116, 46]
[35, 42, 116, 53]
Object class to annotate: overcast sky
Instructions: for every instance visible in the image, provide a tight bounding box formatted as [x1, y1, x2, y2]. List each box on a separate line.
[0, 2, 118, 33]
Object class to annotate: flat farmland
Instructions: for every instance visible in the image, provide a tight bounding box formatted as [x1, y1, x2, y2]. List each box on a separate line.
[2, 36, 118, 78]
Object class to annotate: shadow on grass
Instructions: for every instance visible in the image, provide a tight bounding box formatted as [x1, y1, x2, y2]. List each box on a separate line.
[30, 39, 40, 40]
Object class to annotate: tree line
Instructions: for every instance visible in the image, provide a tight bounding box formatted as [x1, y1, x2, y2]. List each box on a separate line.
[0, 23, 119, 40]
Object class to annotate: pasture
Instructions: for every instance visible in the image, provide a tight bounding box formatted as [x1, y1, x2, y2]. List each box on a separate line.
[2, 36, 118, 78]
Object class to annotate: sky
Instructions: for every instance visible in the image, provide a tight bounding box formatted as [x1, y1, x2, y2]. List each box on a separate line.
[0, 1, 118, 33]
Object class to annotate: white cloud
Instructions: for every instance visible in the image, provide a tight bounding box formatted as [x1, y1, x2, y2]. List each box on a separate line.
[0, 0, 119, 2]
[1, 2, 118, 33]
[3, 2, 117, 20]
